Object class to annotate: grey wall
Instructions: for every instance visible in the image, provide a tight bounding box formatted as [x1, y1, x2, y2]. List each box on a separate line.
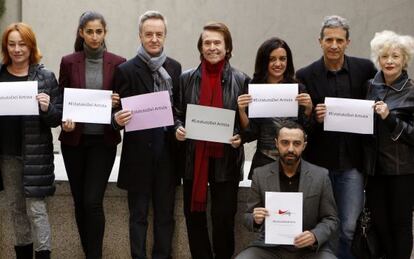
[10, 0, 414, 77]
[0, 0, 20, 29]
[0, 0, 412, 155]
[0, 0, 410, 155]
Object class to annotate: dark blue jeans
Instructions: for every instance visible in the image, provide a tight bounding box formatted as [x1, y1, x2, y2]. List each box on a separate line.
[329, 168, 364, 259]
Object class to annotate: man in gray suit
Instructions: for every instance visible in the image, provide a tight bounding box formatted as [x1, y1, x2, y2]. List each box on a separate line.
[236, 120, 338, 259]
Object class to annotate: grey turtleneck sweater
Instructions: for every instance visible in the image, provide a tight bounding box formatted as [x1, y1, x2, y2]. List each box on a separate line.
[83, 43, 105, 135]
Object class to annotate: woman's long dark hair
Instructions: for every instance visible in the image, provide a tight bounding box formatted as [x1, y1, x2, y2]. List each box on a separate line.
[251, 37, 296, 83]
[74, 11, 107, 52]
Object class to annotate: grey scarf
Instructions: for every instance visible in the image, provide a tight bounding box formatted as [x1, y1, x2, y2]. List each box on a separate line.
[137, 45, 173, 102]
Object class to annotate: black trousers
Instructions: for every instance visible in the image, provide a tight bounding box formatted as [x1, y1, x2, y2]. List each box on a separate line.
[183, 175, 239, 259]
[366, 174, 414, 259]
[61, 135, 116, 259]
[127, 144, 176, 259]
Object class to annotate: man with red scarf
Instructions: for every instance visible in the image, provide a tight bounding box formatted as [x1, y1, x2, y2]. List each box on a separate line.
[175, 22, 250, 259]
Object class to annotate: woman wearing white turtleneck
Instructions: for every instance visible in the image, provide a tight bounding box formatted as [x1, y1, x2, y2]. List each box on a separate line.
[58, 11, 125, 259]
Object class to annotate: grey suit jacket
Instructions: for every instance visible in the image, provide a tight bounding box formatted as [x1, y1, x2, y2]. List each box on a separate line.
[244, 158, 338, 252]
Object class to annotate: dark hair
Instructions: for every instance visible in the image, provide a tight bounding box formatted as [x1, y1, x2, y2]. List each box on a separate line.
[1, 22, 42, 65]
[74, 11, 107, 52]
[251, 37, 295, 84]
[275, 120, 307, 141]
[197, 22, 233, 61]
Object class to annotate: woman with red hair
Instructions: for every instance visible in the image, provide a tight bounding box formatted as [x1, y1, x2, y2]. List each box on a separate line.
[0, 22, 62, 259]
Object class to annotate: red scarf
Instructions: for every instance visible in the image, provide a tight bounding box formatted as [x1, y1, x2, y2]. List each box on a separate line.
[191, 59, 225, 212]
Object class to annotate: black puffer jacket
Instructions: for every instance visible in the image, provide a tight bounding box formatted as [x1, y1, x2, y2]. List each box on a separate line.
[364, 71, 414, 176]
[174, 62, 250, 181]
[0, 64, 62, 197]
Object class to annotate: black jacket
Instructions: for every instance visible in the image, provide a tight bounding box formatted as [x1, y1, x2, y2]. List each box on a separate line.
[174, 62, 250, 181]
[115, 55, 182, 192]
[0, 63, 62, 197]
[364, 71, 414, 176]
[296, 56, 376, 171]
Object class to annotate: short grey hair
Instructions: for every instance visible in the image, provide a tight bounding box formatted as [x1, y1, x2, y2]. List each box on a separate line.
[370, 30, 414, 70]
[138, 10, 167, 35]
[320, 15, 350, 40]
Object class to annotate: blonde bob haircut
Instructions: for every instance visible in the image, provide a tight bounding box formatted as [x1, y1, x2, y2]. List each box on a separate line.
[370, 30, 414, 70]
[1, 22, 42, 65]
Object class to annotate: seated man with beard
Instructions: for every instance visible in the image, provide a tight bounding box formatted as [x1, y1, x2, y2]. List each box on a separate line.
[236, 120, 339, 259]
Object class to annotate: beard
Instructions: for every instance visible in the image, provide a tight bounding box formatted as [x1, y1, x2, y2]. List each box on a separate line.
[280, 151, 300, 166]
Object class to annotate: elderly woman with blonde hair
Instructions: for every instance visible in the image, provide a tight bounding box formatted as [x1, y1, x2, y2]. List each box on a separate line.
[364, 30, 414, 259]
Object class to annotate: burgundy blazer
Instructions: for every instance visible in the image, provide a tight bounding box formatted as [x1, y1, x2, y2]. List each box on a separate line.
[58, 51, 126, 146]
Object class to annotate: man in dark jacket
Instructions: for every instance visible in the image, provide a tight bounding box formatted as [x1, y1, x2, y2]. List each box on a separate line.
[296, 15, 376, 259]
[113, 10, 181, 259]
[174, 22, 249, 259]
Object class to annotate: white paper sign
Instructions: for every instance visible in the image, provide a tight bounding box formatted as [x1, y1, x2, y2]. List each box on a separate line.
[185, 104, 235, 144]
[0, 81, 38, 115]
[63, 88, 112, 124]
[265, 192, 303, 245]
[248, 84, 298, 118]
[324, 97, 374, 134]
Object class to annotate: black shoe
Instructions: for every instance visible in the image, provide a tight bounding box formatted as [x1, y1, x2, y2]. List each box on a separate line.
[35, 250, 51, 259]
[14, 243, 33, 259]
